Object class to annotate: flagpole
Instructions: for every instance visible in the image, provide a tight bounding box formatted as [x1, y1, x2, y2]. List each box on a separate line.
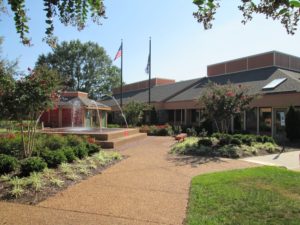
[121, 39, 123, 108]
[148, 37, 151, 105]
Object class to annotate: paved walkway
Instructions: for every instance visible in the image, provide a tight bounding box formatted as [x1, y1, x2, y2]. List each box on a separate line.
[242, 150, 300, 171]
[0, 137, 257, 225]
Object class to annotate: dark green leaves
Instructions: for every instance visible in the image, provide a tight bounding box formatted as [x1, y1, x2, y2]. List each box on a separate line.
[7, 0, 106, 47]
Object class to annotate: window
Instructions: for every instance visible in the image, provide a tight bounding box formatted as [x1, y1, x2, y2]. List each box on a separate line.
[262, 78, 287, 90]
[259, 108, 272, 134]
[246, 108, 257, 133]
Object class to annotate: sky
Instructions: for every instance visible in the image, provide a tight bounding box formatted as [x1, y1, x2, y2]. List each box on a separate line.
[1, 0, 300, 84]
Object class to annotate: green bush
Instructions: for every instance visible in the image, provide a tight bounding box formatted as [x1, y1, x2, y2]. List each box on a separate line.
[212, 133, 222, 139]
[107, 124, 121, 128]
[218, 145, 240, 158]
[41, 150, 67, 168]
[231, 138, 242, 146]
[255, 135, 264, 143]
[0, 135, 23, 158]
[186, 127, 197, 137]
[218, 134, 232, 146]
[0, 154, 19, 174]
[74, 143, 88, 159]
[262, 135, 275, 144]
[42, 134, 67, 150]
[62, 147, 77, 163]
[241, 135, 253, 146]
[20, 157, 47, 176]
[198, 138, 213, 147]
[65, 135, 83, 147]
[86, 143, 100, 155]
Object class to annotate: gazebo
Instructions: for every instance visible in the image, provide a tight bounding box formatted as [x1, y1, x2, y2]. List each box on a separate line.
[40, 91, 111, 128]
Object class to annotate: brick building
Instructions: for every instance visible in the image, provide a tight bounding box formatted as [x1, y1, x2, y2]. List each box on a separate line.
[101, 51, 300, 137]
[41, 91, 111, 128]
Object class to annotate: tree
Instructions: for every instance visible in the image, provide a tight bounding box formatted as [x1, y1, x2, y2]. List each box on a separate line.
[199, 82, 254, 133]
[285, 106, 300, 141]
[0, 65, 60, 158]
[193, 0, 300, 34]
[36, 40, 121, 99]
[3, 0, 105, 47]
[123, 101, 150, 126]
[3, 1, 300, 47]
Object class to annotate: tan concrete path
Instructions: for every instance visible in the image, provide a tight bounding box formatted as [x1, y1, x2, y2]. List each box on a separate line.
[0, 137, 257, 225]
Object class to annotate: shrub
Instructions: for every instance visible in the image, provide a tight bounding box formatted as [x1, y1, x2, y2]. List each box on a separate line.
[262, 135, 275, 144]
[41, 150, 67, 168]
[0, 135, 23, 158]
[230, 138, 242, 146]
[286, 106, 300, 141]
[66, 135, 83, 147]
[255, 135, 264, 143]
[218, 145, 240, 158]
[0, 154, 19, 174]
[186, 127, 197, 137]
[198, 138, 213, 147]
[43, 134, 67, 150]
[241, 135, 253, 146]
[156, 128, 169, 136]
[73, 143, 88, 159]
[86, 143, 100, 155]
[212, 133, 222, 139]
[218, 134, 232, 146]
[20, 157, 47, 176]
[62, 147, 77, 163]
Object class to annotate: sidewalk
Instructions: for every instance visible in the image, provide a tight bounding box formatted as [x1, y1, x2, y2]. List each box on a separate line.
[0, 137, 257, 225]
[242, 150, 300, 171]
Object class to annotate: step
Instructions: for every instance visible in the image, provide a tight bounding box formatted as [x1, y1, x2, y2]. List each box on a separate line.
[93, 128, 140, 141]
[97, 133, 147, 149]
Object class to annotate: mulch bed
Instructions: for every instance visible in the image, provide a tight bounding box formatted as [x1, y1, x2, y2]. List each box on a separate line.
[0, 156, 126, 205]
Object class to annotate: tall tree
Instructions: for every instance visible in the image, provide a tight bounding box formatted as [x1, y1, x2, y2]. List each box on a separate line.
[36, 40, 121, 99]
[193, 0, 300, 34]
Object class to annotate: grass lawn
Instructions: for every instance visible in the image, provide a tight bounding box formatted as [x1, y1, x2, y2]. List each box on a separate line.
[186, 166, 300, 225]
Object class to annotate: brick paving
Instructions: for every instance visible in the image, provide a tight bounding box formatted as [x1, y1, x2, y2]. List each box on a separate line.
[0, 136, 258, 225]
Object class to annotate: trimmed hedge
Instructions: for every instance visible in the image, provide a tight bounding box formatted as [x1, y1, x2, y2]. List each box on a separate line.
[0, 154, 19, 174]
[20, 157, 47, 176]
[198, 138, 213, 147]
[74, 143, 88, 159]
[62, 147, 77, 163]
[86, 143, 100, 156]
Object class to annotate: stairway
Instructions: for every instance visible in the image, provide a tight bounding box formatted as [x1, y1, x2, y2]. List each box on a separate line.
[95, 128, 147, 149]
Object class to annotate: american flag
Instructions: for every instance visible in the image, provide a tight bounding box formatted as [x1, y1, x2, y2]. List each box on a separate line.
[114, 45, 122, 61]
[145, 54, 150, 74]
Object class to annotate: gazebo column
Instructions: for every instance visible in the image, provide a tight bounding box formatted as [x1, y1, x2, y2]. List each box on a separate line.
[58, 107, 62, 128]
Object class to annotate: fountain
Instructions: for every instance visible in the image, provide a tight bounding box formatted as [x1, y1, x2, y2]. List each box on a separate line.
[71, 98, 81, 128]
[110, 96, 128, 128]
[91, 100, 102, 133]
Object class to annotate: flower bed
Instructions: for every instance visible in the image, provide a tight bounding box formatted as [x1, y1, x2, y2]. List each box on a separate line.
[0, 133, 123, 204]
[170, 133, 281, 158]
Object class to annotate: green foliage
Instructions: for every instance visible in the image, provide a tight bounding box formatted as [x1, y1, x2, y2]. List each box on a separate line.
[41, 150, 67, 168]
[198, 138, 213, 147]
[6, 0, 105, 46]
[170, 137, 199, 154]
[20, 157, 47, 176]
[59, 163, 73, 175]
[193, 0, 300, 35]
[199, 82, 254, 133]
[0, 134, 23, 158]
[26, 172, 44, 191]
[0, 154, 19, 174]
[123, 101, 149, 126]
[285, 106, 300, 141]
[9, 177, 26, 198]
[187, 167, 300, 225]
[73, 143, 88, 159]
[86, 143, 100, 156]
[146, 124, 174, 136]
[186, 127, 197, 137]
[230, 138, 242, 146]
[107, 124, 121, 128]
[43, 134, 67, 150]
[65, 135, 83, 147]
[62, 147, 77, 163]
[36, 40, 120, 98]
[49, 177, 64, 187]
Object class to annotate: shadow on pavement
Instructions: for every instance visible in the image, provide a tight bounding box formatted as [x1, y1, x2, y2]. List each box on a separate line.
[166, 155, 226, 167]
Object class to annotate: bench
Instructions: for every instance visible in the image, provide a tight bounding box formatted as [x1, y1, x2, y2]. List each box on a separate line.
[175, 133, 187, 142]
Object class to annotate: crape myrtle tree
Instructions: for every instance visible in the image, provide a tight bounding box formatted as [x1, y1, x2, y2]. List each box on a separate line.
[0, 66, 60, 158]
[36, 40, 121, 99]
[193, 0, 300, 34]
[199, 82, 254, 133]
[2, 0, 300, 47]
